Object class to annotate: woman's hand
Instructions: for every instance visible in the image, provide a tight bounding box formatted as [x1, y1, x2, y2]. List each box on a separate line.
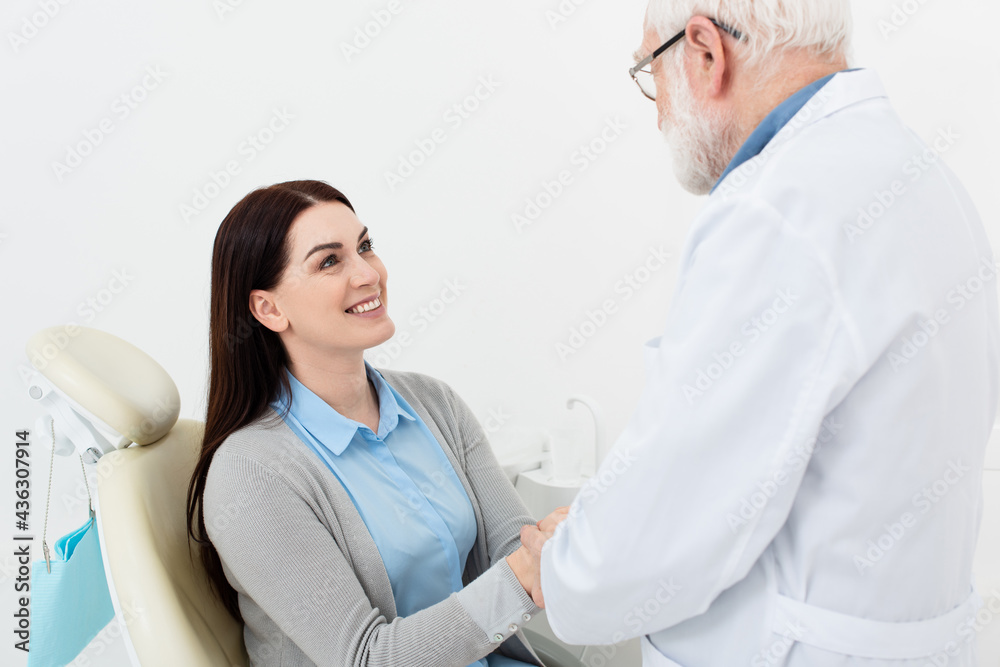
[506, 545, 544, 608]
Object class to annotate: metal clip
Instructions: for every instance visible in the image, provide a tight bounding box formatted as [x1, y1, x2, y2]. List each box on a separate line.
[43, 540, 51, 574]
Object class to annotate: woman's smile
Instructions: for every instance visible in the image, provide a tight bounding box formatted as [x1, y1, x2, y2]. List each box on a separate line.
[346, 294, 385, 317]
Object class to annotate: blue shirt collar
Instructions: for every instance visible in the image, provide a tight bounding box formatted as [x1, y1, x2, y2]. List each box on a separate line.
[274, 362, 415, 455]
[712, 70, 848, 193]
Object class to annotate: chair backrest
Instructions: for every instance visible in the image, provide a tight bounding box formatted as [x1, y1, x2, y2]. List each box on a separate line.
[96, 418, 248, 667]
[25, 326, 247, 667]
[26, 326, 180, 446]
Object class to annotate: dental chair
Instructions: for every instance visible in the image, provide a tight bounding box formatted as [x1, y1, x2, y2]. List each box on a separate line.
[26, 325, 611, 667]
[25, 326, 248, 667]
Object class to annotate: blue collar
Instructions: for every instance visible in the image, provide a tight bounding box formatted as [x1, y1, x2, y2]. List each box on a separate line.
[712, 71, 844, 193]
[274, 362, 416, 455]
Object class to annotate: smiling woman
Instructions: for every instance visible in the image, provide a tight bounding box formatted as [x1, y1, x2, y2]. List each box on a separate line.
[185, 180, 555, 667]
[247, 200, 396, 387]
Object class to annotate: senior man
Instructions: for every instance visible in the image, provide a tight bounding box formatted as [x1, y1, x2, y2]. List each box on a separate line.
[520, 1, 1000, 665]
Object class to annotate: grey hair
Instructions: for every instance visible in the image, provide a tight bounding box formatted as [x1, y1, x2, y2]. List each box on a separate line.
[645, 0, 853, 68]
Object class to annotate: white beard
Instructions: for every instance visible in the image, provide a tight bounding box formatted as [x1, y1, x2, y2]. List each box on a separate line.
[660, 68, 743, 195]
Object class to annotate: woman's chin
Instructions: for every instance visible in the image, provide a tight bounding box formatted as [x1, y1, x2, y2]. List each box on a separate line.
[368, 317, 396, 348]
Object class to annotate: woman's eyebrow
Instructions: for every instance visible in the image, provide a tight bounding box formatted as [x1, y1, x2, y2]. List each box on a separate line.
[303, 227, 369, 261]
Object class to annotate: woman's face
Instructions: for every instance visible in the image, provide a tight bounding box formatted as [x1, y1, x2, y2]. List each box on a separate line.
[254, 201, 395, 360]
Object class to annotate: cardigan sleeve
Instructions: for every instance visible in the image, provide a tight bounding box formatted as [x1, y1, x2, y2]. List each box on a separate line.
[373, 370, 543, 662]
[204, 448, 527, 667]
[436, 383, 543, 627]
[442, 382, 541, 562]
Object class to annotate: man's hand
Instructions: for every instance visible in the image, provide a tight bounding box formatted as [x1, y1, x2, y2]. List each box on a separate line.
[536, 505, 570, 533]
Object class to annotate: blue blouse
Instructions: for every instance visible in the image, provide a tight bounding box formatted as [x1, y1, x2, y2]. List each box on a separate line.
[273, 364, 531, 667]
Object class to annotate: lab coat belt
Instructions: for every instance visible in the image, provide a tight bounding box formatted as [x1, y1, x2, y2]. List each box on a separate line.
[771, 589, 982, 659]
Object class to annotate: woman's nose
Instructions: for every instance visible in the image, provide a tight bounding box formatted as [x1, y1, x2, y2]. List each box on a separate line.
[349, 257, 380, 288]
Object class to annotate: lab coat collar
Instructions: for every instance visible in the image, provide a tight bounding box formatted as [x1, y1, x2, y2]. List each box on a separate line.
[275, 362, 415, 456]
[713, 71, 839, 191]
[713, 68, 888, 195]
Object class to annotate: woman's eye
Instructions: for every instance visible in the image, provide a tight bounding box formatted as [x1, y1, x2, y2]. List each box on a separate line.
[320, 254, 338, 269]
[359, 238, 375, 253]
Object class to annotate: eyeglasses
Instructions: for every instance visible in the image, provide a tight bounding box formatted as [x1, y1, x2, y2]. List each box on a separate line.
[629, 18, 744, 101]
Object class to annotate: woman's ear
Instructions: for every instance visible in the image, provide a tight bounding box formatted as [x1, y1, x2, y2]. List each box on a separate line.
[249, 289, 289, 333]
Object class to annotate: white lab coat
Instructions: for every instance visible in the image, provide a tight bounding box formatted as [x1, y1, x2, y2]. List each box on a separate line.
[540, 69, 1000, 666]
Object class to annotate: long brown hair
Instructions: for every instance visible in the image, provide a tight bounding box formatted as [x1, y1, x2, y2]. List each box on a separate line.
[186, 180, 354, 619]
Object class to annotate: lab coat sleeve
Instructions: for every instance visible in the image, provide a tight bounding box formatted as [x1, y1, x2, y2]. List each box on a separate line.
[540, 195, 866, 644]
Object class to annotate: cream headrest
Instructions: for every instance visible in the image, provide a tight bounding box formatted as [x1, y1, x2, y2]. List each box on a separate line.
[26, 326, 180, 445]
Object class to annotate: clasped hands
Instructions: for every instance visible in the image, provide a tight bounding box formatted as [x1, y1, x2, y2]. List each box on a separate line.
[506, 505, 570, 608]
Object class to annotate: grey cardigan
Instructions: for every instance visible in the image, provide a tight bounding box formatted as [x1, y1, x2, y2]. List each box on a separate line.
[203, 370, 545, 667]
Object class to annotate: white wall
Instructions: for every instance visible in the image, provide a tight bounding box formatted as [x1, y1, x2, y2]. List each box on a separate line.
[2, 1, 998, 666]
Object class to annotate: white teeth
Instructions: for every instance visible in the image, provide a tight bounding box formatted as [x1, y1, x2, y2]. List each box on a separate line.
[349, 297, 381, 314]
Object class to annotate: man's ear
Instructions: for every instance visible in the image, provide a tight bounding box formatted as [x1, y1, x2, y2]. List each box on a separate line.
[683, 16, 730, 98]
[249, 289, 289, 333]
